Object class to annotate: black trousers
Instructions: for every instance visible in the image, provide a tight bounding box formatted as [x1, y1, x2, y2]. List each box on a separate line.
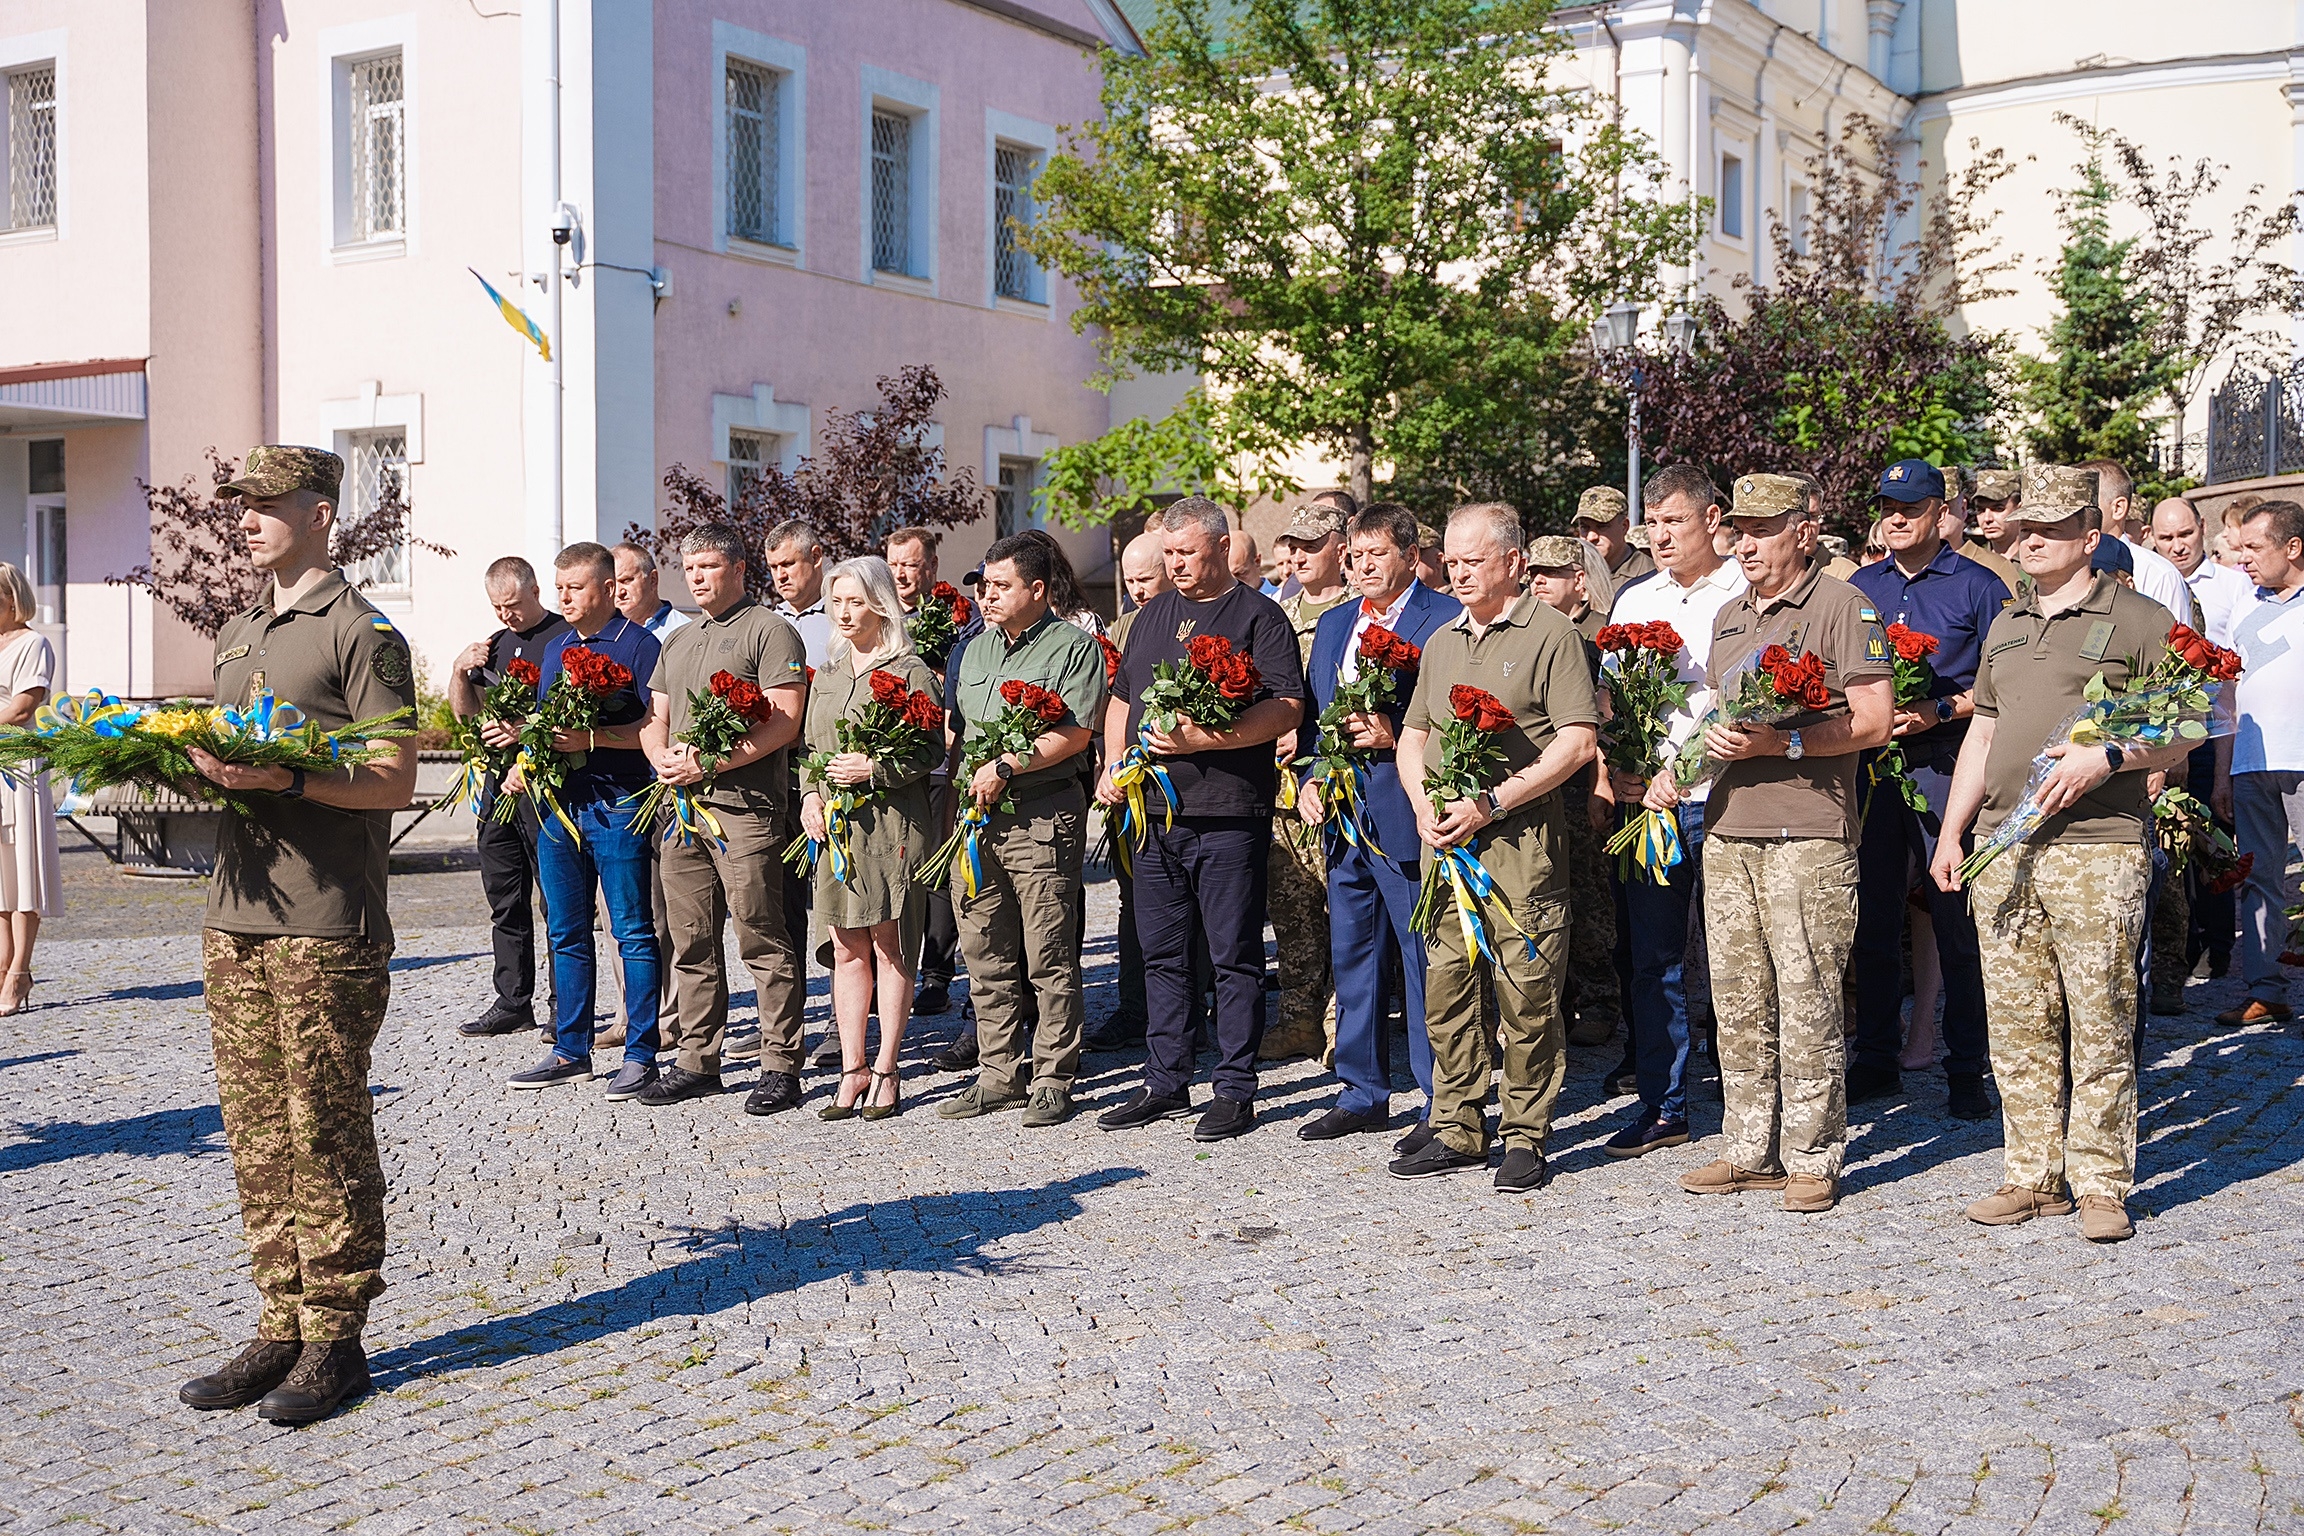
[1850, 751, 1988, 1079]
[2186, 741, 2236, 965]
[919, 782, 959, 987]
[1136, 816, 1269, 1103]
[479, 799, 546, 1016]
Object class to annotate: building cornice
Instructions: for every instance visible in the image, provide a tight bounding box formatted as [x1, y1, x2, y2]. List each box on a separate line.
[1908, 49, 2297, 124]
[940, 0, 1112, 54]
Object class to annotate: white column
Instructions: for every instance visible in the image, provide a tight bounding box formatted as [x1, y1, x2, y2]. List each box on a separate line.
[1660, 22, 1692, 298]
[1866, 1, 1904, 85]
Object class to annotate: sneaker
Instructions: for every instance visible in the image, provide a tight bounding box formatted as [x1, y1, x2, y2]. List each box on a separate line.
[724, 1027, 761, 1063]
[1678, 1158, 1788, 1194]
[1847, 1060, 1902, 1103]
[602, 1060, 658, 1101]
[2214, 998, 2290, 1027]
[1392, 1120, 1437, 1156]
[1493, 1146, 1548, 1192]
[936, 1081, 1028, 1120]
[509, 1054, 592, 1089]
[1946, 1073, 1993, 1122]
[1192, 1097, 1255, 1142]
[929, 1029, 980, 1073]
[459, 1006, 534, 1038]
[1388, 1139, 1485, 1180]
[913, 982, 951, 1016]
[1020, 1086, 1073, 1127]
[1095, 1089, 1193, 1131]
[2077, 1194, 2134, 1242]
[636, 1066, 722, 1106]
[1602, 1109, 1690, 1159]
[1964, 1184, 2074, 1226]
[1782, 1173, 1837, 1213]
[743, 1070, 803, 1116]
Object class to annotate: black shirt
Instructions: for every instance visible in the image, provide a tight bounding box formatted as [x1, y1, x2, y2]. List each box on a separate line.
[481, 613, 572, 686]
[1117, 583, 1306, 819]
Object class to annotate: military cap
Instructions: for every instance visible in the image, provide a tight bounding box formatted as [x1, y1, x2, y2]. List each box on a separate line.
[2010, 464, 2098, 524]
[1730, 473, 1808, 519]
[1277, 501, 1345, 546]
[220, 444, 344, 502]
[1875, 459, 1945, 503]
[1971, 467, 2021, 502]
[1415, 522, 1445, 550]
[1525, 534, 1583, 570]
[1626, 524, 1652, 550]
[1818, 533, 1852, 560]
[1573, 485, 1629, 524]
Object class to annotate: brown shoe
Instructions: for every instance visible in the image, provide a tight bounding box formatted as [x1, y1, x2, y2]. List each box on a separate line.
[596, 1023, 627, 1050]
[2077, 1194, 2134, 1242]
[1678, 1158, 1789, 1194]
[2214, 998, 2290, 1027]
[1257, 1020, 1327, 1061]
[1782, 1173, 1837, 1212]
[1965, 1184, 2074, 1226]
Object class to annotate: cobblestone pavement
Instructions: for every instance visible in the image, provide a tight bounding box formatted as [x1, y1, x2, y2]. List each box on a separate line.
[3, 870, 2302, 1534]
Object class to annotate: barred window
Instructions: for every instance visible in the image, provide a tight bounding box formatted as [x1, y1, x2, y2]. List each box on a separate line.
[727, 429, 773, 507]
[347, 53, 404, 242]
[6, 64, 56, 232]
[726, 60, 781, 245]
[342, 431, 411, 592]
[993, 456, 1036, 539]
[993, 142, 1040, 302]
[870, 109, 914, 275]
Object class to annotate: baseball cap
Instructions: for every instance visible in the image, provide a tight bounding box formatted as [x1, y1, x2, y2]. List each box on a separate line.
[2008, 465, 2099, 525]
[220, 444, 344, 501]
[1875, 459, 1946, 504]
[1277, 502, 1345, 546]
[1525, 534, 1582, 570]
[1729, 473, 1806, 519]
[1573, 486, 1629, 525]
[2090, 536, 2134, 575]
[1971, 468, 2021, 503]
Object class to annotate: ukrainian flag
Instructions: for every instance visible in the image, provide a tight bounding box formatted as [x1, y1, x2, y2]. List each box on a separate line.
[469, 267, 551, 361]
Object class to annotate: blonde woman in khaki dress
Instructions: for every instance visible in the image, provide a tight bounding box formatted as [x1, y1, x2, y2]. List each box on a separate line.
[0, 563, 60, 1013]
[799, 556, 943, 1118]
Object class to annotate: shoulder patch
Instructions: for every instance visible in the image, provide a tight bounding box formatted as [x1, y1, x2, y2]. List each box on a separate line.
[1865, 625, 1889, 663]
[371, 642, 412, 689]
[369, 615, 401, 638]
[1857, 606, 1880, 624]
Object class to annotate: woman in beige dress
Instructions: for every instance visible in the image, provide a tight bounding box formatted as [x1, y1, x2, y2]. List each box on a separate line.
[799, 556, 943, 1119]
[0, 563, 60, 1013]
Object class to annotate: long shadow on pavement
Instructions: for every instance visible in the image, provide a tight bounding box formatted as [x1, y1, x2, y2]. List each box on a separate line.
[0, 1103, 227, 1172]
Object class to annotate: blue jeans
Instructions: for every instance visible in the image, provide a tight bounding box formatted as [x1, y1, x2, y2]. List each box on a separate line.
[537, 790, 661, 1066]
[1625, 799, 1705, 1123]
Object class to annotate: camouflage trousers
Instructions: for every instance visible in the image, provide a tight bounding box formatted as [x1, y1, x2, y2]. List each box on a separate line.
[1266, 818, 1335, 1058]
[202, 929, 392, 1342]
[1563, 788, 1621, 1033]
[1703, 836, 1858, 1180]
[1968, 842, 2149, 1201]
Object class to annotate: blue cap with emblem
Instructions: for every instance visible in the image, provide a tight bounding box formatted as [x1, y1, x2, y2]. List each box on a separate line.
[1875, 460, 1946, 504]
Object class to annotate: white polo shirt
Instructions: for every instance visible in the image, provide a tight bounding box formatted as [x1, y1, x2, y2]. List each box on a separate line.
[2185, 557, 2256, 648]
[1604, 558, 1749, 802]
[2123, 536, 2195, 627]
[777, 593, 831, 671]
[2231, 582, 2304, 775]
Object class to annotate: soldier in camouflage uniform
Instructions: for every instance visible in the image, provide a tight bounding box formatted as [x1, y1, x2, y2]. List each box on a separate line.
[1932, 466, 2182, 1244]
[175, 446, 419, 1425]
[1526, 535, 1621, 1047]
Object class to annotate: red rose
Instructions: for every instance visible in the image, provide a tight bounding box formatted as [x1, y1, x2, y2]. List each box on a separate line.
[1186, 633, 1231, 671]
[2166, 624, 2199, 649]
[1213, 653, 1259, 701]
[1023, 683, 1070, 725]
[507, 657, 541, 688]
[952, 595, 976, 625]
[904, 690, 945, 733]
[1641, 622, 1684, 654]
[1594, 625, 1627, 652]
[1802, 679, 1830, 710]
[1759, 644, 1791, 672]
[1771, 668, 1802, 698]
[931, 581, 960, 603]
[1799, 651, 1825, 681]
[1099, 635, 1124, 686]
[999, 678, 1028, 707]
[1449, 685, 1514, 733]
[709, 670, 738, 696]
[725, 679, 766, 718]
[869, 669, 910, 709]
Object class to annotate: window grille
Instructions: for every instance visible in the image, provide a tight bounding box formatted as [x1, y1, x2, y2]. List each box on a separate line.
[994, 457, 1035, 539]
[871, 109, 913, 274]
[726, 61, 780, 244]
[343, 432, 411, 591]
[6, 64, 56, 231]
[728, 429, 771, 507]
[993, 143, 1039, 301]
[347, 53, 404, 242]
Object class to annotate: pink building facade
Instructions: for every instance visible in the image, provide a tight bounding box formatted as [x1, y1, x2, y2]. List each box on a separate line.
[0, 0, 1138, 697]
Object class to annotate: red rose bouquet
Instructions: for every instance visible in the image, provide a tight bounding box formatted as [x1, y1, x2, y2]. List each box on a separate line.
[785, 668, 943, 879]
[907, 581, 976, 672]
[1098, 633, 1124, 688]
[624, 669, 777, 848]
[918, 678, 1072, 897]
[1409, 685, 1535, 961]
[2151, 787, 2248, 894]
[1959, 623, 2242, 883]
[1108, 635, 1263, 871]
[1861, 623, 1942, 820]
[506, 645, 633, 842]
[441, 657, 540, 817]
[1594, 621, 1692, 884]
[1668, 643, 1829, 790]
[1298, 619, 1422, 858]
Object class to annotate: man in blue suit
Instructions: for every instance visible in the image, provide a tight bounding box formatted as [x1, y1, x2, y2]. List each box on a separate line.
[1292, 503, 1464, 1143]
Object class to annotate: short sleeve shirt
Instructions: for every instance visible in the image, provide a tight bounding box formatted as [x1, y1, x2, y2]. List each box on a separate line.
[483, 613, 571, 686]
[952, 611, 1108, 799]
[1849, 542, 2015, 764]
[2232, 585, 2304, 775]
[1973, 573, 2174, 842]
[1117, 583, 1307, 818]
[539, 616, 661, 794]
[1703, 563, 1892, 841]
[649, 597, 808, 810]
[208, 571, 418, 942]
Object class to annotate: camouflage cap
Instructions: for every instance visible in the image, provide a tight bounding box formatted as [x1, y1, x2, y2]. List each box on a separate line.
[1573, 485, 1629, 524]
[1277, 501, 1345, 546]
[1730, 472, 1808, 519]
[1416, 522, 1445, 550]
[1971, 467, 2021, 503]
[1626, 524, 1652, 550]
[1818, 533, 1852, 560]
[2010, 464, 2098, 523]
[1525, 534, 1583, 570]
[220, 444, 344, 502]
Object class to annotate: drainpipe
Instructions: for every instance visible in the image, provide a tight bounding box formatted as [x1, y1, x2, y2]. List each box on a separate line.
[547, 0, 564, 552]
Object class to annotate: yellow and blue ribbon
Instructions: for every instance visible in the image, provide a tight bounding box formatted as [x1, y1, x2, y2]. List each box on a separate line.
[1428, 843, 1538, 965]
[1303, 753, 1387, 861]
[1107, 729, 1177, 869]
[1603, 806, 1684, 887]
[34, 689, 142, 738]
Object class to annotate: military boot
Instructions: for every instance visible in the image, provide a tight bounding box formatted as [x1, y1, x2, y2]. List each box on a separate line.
[180, 1339, 301, 1410]
[255, 1339, 372, 1425]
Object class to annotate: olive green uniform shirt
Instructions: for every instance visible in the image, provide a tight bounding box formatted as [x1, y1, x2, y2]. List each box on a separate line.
[951, 611, 1107, 799]
[1404, 592, 1599, 901]
[648, 597, 808, 811]
[208, 571, 418, 943]
[1703, 563, 1892, 842]
[1972, 572, 2175, 844]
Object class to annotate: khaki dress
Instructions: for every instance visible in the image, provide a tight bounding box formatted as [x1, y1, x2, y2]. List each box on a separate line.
[0, 629, 61, 917]
[802, 648, 943, 958]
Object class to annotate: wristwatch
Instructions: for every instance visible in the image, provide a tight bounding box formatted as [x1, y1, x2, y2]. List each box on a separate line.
[2103, 743, 2125, 774]
[282, 767, 307, 799]
[993, 757, 1016, 782]
[1785, 729, 1805, 762]
[1935, 697, 1957, 723]
[1478, 788, 1502, 820]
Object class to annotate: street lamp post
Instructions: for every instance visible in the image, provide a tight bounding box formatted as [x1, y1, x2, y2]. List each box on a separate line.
[1603, 300, 1644, 524]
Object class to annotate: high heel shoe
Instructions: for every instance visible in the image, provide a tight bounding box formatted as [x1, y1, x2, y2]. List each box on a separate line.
[0, 971, 32, 1017]
[862, 1068, 903, 1121]
[818, 1066, 873, 1121]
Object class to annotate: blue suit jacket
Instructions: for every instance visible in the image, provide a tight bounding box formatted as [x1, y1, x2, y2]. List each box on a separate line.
[1302, 581, 1463, 862]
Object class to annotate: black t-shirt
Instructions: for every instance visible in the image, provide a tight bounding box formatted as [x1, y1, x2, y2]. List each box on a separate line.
[482, 613, 572, 686]
[1118, 583, 1306, 819]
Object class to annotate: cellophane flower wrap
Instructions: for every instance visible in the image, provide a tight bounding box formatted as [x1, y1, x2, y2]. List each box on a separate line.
[1297, 619, 1421, 860]
[1594, 621, 1691, 885]
[1861, 623, 1941, 820]
[1409, 685, 1536, 962]
[906, 582, 975, 672]
[2151, 786, 2248, 892]
[624, 669, 775, 849]
[1958, 623, 2242, 883]
[785, 668, 943, 879]
[1107, 634, 1262, 874]
[919, 679, 1072, 898]
[1670, 644, 1829, 789]
[442, 658, 538, 817]
[0, 688, 412, 812]
[508, 645, 632, 843]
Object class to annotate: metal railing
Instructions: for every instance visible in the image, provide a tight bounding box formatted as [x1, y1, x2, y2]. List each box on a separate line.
[2207, 358, 2304, 484]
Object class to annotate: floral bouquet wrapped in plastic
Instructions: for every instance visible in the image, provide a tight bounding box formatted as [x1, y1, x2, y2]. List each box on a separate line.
[1594, 620, 1690, 884]
[1668, 643, 1827, 789]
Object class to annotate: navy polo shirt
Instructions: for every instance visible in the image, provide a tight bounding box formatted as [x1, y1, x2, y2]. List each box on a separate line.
[1850, 542, 2010, 758]
[538, 613, 662, 794]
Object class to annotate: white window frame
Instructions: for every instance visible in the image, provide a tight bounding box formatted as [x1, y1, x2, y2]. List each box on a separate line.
[713, 384, 812, 487]
[1785, 180, 1812, 257]
[1716, 141, 1748, 245]
[860, 65, 938, 291]
[319, 16, 418, 263]
[307, 383, 425, 609]
[984, 415, 1059, 535]
[0, 29, 65, 246]
[712, 23, 805, 265]
[985, 109, 1054, 311]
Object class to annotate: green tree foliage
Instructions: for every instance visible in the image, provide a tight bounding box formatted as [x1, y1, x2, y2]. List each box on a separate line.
[1023, 0, 1700, 511]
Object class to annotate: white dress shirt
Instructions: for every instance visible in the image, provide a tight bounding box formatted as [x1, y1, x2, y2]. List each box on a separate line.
[1603, 559, 1749, 802]
[2185, 557, 2256, 648]
[1338, 581, 1422, 684]
[2123, 536, 2195, 626]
